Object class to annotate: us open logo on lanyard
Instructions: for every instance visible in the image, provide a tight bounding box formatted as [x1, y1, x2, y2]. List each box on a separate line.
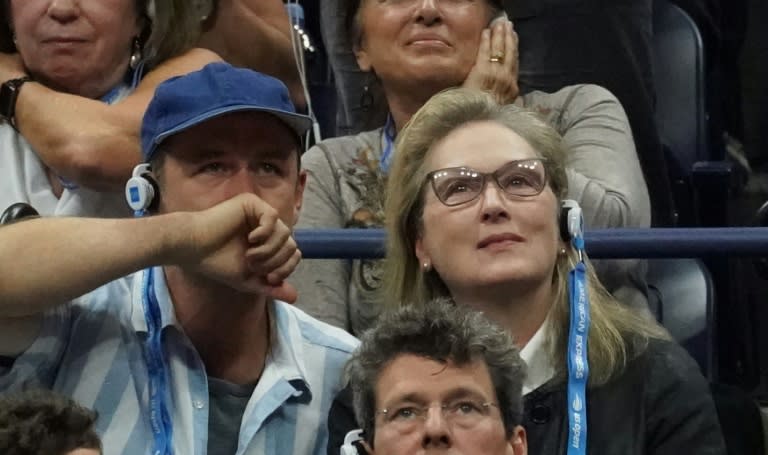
[567, 259, 590, 455]
[571, 394, 584, 449]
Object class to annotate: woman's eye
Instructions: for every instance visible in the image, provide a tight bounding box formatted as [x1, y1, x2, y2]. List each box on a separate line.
[502, 174, 532, 188]
[444, 180, 471, 195]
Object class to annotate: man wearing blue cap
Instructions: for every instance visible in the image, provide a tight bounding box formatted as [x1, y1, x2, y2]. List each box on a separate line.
[0, 62, 358, 455]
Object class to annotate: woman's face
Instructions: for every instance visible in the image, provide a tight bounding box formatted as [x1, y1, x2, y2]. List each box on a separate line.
[354, 0, 491, 92]
[415, 120, 562, 300]
[10, 0, 141, 98]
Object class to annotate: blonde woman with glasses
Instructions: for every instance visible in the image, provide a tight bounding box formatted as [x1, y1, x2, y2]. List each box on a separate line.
[327, 88, 725, 455]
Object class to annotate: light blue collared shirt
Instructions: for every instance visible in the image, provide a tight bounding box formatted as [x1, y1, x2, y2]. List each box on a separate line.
[1, 267, 359, 455]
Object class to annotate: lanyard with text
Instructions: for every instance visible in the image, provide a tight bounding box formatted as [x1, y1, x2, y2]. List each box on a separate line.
[142, 267, 174, 455]
[379, 115, 396, 174]
[566, 231, 590, 455]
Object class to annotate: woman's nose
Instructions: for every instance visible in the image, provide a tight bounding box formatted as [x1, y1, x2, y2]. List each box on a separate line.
[47, 0, 80, 23]
[480, 182, 511, 222]
[414, 0, 441, 25]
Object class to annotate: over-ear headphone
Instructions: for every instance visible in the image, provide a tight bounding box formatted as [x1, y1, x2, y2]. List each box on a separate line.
[340, 429, 364, 455]
[559, 199, 583, 242]
[125, 163, 159, 214]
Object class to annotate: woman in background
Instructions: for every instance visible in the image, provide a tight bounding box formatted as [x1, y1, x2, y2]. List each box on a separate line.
[0, 0, 219, 217]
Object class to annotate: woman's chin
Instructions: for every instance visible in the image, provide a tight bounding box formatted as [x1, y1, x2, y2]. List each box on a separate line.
[30, 66, 84, 92]
[390, 61, 467, 91]
[473, 265, 549, 290]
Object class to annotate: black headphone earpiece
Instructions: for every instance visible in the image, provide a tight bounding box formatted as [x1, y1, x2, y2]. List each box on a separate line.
[560, 199, 583, 242]
[0, 202, 39, 225]
[125, 164, 160, 213]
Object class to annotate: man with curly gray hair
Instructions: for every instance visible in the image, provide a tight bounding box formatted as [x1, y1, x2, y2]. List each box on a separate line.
[343, 299, 528, 454]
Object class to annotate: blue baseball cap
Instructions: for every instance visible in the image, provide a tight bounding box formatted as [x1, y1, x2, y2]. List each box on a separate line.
[141, 62, 312, 161]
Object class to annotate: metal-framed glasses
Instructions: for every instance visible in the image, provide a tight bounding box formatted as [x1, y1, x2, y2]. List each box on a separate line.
[426, 158, 548, 207]
[376, 399, 500, 432]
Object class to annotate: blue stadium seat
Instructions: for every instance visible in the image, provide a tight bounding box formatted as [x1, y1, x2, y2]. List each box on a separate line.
[652, 0, 732, 227]
[646, 258, 715, 379]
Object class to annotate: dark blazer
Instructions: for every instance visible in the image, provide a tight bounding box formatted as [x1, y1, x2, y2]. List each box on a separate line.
[523, 339, 725, 454]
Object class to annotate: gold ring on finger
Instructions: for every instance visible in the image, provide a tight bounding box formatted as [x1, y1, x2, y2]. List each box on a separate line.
[489, 53, 505, 63]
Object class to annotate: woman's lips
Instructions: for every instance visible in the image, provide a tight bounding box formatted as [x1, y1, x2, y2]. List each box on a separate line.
[477, 233, 525, 249]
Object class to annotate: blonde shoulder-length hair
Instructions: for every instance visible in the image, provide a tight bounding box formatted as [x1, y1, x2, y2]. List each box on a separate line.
[383, 87, 668, 385]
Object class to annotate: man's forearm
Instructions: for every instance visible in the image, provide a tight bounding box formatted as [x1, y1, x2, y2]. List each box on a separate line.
[0, 214, 185, 316]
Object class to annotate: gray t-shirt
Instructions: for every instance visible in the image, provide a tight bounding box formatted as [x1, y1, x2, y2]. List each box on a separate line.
[207, 377, 257, 455]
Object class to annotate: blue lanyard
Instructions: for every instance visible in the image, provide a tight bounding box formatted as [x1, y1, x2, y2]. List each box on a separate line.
[379, 115, 396, 174]
[141, 267, 174, 455]
[566, 233, 589, 455]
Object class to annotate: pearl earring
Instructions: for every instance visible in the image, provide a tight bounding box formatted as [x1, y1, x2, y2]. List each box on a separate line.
[129, 38, 142, 69]
[423, 261, 431, 272]
[560, 248, 567, 255]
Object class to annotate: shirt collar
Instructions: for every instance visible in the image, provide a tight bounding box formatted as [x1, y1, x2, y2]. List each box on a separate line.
[263, 301, 310, 387]
[130, 266, 181, 333]
[129, 269, 311, 383]
[237, 302, 313, 443]
[519, 318, 556, 395]
[129, 269, 310, 389]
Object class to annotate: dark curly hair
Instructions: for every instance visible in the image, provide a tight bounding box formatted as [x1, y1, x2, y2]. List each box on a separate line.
[0, 389, 102, 455]
[345, 298, 525, 446]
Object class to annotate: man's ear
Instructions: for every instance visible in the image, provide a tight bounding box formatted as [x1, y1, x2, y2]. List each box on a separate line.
[508, 425, 527, 455]
[292, 170, 307, 225]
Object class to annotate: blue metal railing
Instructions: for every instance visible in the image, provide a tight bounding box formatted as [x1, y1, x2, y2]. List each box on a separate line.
[295, 227, 768, 259]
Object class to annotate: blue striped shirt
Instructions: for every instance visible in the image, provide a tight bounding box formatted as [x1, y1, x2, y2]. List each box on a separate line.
[0, 267, 359, 455]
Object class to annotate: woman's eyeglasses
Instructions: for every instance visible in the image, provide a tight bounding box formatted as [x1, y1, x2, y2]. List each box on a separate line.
[426, 158, 548, 207]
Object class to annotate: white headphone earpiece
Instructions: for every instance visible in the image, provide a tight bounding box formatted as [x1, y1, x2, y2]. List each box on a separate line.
[125, 163, 156, 213]
[560, 199, 583, 241]
[340, 429, 364, 455]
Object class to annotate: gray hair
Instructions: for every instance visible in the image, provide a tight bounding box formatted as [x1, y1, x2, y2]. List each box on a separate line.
[0, 0, 201, 70]
[345, 298, 526, 445]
